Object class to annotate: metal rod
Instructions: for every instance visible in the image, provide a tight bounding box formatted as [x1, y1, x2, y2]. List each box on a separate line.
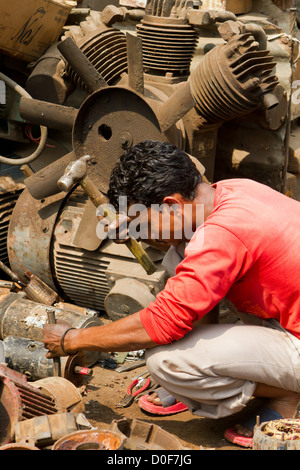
[126, 33, 144, 95]
[0, 260, 20, 283]
[157, 81, 195, 133]
[20, 97, 77, 131]
[58, 37, 107, 93]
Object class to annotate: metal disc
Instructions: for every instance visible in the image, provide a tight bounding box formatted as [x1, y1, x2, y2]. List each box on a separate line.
[72, 86, 164, 193]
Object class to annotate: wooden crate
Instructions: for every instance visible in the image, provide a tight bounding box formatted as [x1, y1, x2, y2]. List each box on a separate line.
[0, 0, 75, 62]
[200, 0, 253, 14]
[272, 0, 295, 10]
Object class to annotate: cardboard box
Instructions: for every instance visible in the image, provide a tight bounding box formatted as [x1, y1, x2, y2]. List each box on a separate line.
[0, 0, 76, 62]
[200, 0, 253, 14]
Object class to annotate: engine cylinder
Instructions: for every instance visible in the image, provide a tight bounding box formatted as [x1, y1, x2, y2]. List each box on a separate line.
[136, 15, 198, 77]
[189, 33, 278, 124]
[66, 26, 128, 89]
[1, 336, 86, 385]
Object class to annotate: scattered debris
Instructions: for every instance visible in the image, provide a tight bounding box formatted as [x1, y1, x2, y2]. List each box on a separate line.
[253, 418, 300, 449]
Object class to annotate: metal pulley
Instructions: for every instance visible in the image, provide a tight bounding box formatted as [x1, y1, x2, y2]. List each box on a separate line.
[52, 429, 125, 450]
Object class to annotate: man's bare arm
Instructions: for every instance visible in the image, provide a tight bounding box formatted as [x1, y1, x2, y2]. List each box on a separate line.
[43, 311, 158, 358]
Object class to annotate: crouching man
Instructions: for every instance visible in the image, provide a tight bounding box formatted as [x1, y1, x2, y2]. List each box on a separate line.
[43, 140, 300, 448]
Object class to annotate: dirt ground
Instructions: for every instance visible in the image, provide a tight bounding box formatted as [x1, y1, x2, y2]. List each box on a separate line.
[79, 358, 261, 451]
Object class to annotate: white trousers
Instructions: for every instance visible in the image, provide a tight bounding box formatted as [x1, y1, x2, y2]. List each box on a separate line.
[145, 318, 300, 419]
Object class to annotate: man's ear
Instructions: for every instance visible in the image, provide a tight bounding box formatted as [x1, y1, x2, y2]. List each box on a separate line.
[163, 194, 186, 208]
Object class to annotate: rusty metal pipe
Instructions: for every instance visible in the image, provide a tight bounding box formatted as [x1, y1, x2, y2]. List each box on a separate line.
[186, 9, 237, 26]
[24, 152, 75, 200]
[58, 37, 107, 93]
[242, 24, 267, 51]
[211, 10, 237, 22]
[25, 43, 71, 105]
[19, 97, 77, 131]
[261, 92, 279, 110]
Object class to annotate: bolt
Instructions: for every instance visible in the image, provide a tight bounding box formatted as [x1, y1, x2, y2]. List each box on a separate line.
[120, 137, 128, 146]
[100, 5, 127, 27]
[148, 284, 156, 294]
[218, 20, 241, 42]
[121, 304, 130, 313]
[119, 132, 132, 149]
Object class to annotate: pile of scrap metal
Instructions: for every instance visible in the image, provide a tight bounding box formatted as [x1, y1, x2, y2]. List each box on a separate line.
[0, 244, 105, 449]
[0, 363, 184, 449]
[0, 0, 298, 323]
[0, 363, 89, 450]
[0, 0, 299, 451]
[0, 259, 182, 450]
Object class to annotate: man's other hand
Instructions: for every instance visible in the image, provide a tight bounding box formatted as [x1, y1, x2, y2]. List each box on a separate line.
[43, 321, 73, 358]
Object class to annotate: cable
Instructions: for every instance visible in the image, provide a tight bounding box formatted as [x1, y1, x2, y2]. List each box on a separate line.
[0, 71, 48, 165]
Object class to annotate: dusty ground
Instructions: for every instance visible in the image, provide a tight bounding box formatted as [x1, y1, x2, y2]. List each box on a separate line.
[80, 358, 261, 451]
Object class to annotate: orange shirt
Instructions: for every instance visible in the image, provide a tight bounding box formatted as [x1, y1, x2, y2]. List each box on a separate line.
[140, 179, 300, 344]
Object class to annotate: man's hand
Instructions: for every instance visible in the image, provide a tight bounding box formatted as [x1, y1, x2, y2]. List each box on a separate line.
[43, 321, 74, 358]
[44, 311, 157, 356]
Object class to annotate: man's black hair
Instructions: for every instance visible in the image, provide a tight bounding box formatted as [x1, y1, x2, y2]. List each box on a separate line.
[107, 140, 202, 209]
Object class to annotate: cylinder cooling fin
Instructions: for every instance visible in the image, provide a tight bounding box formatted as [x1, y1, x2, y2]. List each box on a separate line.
[189, 33, 278, 124]
[136, 16, 198, 76]
[51, 189, 110, 311]
[66, 27, 128, 89]
[0, 177, 24, 265]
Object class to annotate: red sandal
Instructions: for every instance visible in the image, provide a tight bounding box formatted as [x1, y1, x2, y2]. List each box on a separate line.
[138, 388, 188, 416]
[224, 406, 282, 448]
